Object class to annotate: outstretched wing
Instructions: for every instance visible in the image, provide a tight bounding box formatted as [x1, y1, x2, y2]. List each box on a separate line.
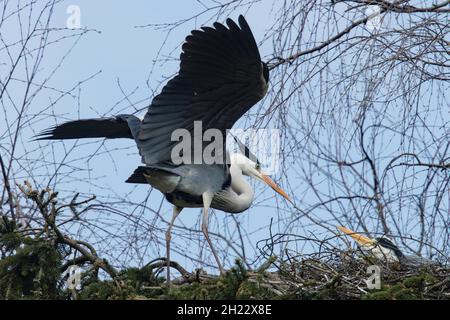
[138, 15, 268, 165]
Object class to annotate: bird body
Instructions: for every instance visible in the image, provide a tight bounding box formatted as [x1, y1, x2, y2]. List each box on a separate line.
[162, 161, 253, 213]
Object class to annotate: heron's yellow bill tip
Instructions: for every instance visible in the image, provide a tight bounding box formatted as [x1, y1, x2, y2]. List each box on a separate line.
[337, 226, 375, 246]
[262, 175, 291, 202]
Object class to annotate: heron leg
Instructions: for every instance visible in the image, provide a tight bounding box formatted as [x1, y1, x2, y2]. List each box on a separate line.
[202, 192, 225, 276]
[166, 206, 182, 288]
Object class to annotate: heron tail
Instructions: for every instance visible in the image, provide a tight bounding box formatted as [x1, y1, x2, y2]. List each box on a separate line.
[35, 115, 140, 140]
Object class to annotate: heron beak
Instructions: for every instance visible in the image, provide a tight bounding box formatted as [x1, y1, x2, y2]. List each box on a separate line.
[261, 175, 291, 202]
[337, 226, 375, 246]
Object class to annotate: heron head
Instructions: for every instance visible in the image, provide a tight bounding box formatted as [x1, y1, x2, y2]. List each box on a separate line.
[229, 153, 290, 201]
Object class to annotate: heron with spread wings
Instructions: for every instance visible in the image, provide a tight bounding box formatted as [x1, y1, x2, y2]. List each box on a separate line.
[37, 15, 290, 282]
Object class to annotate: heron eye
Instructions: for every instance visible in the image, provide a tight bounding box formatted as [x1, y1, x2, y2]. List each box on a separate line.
[256, 163, 261, 171]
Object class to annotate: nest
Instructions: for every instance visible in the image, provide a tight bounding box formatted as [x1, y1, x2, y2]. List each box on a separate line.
[238, 233, 450, 300]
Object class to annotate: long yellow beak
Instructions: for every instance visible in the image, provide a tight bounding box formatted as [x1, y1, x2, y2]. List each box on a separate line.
[262, 175, 291, 202]
[337, 226, 375, 246]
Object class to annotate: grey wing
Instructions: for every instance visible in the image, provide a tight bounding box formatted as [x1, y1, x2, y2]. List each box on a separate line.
[138, 15, 268, 164]
[149, 162, 228, 195]
[126, 163, 227, 195]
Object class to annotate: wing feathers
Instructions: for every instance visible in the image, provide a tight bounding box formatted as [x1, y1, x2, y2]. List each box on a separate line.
[35, 117, 133, 140]
[138, 15, 268, 164]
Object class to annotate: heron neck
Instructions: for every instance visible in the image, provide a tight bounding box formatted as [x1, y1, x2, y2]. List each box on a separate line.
[227, 165, 254, 212]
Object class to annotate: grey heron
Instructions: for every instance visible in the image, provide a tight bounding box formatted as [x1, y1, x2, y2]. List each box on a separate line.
[37, 15, 290, 281]
[338, 226, 436, 267]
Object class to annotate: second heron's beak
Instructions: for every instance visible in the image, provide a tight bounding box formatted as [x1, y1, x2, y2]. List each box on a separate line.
[261, 174, 291, 202]
[337, 226, 376, 246]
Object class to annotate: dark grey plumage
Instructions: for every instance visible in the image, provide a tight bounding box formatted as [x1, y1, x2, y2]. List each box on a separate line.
[35, 16, 282, 278]
[36, 115, 140, 140]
